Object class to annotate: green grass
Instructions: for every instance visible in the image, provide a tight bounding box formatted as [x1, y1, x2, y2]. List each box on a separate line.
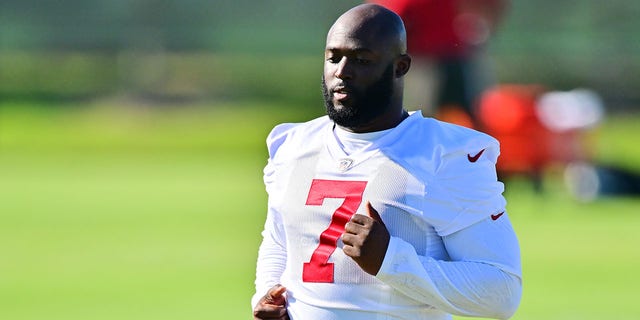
[0, 152, 265, 320]
[1, 104, 639, 319]
[499, 181, 640, 319]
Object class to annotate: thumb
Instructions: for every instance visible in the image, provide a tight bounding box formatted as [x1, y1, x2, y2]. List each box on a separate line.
[266, 284, 287, 303]
[366, 202, 385, 227]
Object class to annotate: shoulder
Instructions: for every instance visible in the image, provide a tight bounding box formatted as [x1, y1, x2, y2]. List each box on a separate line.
[421, 116, 498, 155]
[384, 112, 500, 176]
[396, 113, 506, 236]
[417, 117, 501, 181]
[266, 115, 331, 160]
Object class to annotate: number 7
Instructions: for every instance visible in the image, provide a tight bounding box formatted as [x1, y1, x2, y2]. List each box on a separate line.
[302, 179, 367, 283]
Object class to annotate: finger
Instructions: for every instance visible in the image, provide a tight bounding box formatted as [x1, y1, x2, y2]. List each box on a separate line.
[344, 220, 365, 234]
[268, 284, 287, 300]
[349, 213, 369, 226]
[341, 232, 357, 246]
[263, 284, 287, 306]
[341, 242, 359, 258]
[366, 202, 385, 227]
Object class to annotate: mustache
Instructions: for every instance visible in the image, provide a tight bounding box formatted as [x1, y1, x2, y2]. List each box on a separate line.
[323, 78, 353, 94]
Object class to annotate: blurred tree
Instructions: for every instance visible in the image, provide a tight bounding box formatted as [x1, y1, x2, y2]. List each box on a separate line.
[0, 0, 638, 109]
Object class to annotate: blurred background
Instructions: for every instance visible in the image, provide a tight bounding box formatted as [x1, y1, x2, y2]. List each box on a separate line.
[1, 1, 639, 319]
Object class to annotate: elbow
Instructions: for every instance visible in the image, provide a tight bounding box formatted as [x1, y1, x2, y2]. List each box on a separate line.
[491, 274, 522, 319]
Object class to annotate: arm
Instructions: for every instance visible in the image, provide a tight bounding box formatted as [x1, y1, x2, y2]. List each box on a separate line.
[252, 155, 290, 318]
[343, 203, 521, 319]
[377, 213, 522, 319]
[252, 207, 288, 308]
[252, 206, 291, 319]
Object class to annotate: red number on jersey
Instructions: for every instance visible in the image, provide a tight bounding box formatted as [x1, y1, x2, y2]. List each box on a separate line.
[302, 179, 368, 283]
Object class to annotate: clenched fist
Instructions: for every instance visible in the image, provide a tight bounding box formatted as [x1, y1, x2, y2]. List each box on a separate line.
[342, 202, 390, 275]
[253, 284, 290, 320]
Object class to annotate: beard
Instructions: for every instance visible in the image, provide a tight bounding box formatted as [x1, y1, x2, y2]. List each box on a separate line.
[322, 64, 395, 128]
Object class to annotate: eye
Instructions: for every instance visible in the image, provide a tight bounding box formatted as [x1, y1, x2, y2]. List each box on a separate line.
[355, 58, 370, 65]
[326, 56, 341, 63]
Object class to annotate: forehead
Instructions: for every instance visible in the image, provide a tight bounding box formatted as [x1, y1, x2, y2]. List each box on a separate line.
[325, 22, 388, 53]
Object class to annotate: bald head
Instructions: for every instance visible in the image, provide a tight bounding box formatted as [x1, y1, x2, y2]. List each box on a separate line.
[327, 4, 407, 55]
[322, 4, 412, 132]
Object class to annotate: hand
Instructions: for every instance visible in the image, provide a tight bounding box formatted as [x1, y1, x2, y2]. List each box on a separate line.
[342, 202, 390, 275]
[253, 284, 290, 320]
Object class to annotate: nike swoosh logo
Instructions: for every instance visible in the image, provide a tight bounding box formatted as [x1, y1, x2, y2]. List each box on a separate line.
[467, 149, 485, 162]
[491, 212, 505, 221]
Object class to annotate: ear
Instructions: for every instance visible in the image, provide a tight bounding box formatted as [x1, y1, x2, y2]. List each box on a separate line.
[394, 54, 411, 77]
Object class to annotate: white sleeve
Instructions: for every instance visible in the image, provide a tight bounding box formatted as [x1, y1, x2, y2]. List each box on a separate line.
[376, 214, 522, 319]
[251, 160, 288, 308]
[427, 140, 507, 236]
[251, 207, 287, 308]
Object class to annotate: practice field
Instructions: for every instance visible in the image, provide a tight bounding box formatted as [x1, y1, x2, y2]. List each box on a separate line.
[1, 104, 639, 319]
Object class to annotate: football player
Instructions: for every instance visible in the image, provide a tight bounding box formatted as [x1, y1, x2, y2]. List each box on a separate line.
[252, 4, 521, 320]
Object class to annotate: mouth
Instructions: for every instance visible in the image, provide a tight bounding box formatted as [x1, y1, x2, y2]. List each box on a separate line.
[332, 86, 351, 101]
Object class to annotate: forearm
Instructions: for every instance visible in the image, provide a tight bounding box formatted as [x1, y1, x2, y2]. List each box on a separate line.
[252, 212, 288, 308]
[377, 237, 521, 319]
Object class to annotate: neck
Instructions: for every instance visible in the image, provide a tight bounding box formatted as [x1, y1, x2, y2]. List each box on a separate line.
[337, 107, 408, 133]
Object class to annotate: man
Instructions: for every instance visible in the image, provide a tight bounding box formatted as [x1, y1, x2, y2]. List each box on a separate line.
[252, 4, 521, 320]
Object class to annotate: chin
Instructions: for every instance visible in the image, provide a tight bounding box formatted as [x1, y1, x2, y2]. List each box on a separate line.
[333, 99, 354, 110]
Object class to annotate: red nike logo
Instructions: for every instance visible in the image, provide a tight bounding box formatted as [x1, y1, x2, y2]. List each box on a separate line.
[467, 149, 485, 162]
[491, 212, 505, 221]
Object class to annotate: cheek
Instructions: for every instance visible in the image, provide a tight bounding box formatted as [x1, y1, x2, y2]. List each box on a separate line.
[323, 66, 336, 81]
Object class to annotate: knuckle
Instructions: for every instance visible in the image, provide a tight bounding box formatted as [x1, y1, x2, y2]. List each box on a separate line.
[344, 221, 353, 231]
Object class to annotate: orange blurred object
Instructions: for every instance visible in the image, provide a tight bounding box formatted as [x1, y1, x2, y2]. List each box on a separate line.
[479, 84, 588, 178]
[442, 84, 589, 183]
[436, 104, 475, 129]
[479, 85, 549, 175]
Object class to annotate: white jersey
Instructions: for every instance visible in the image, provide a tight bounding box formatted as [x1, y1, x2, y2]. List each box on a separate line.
[253, 111, 522, 319]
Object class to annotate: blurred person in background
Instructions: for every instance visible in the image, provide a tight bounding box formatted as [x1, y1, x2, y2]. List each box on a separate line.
[368, 0, 509, 128]
[252, 4, 521, 319]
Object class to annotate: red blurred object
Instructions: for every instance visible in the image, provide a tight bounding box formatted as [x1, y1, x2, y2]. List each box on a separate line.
[451, 84, 590, 186]
[480, 85, 550, 175]
[369, 0, 508, 58]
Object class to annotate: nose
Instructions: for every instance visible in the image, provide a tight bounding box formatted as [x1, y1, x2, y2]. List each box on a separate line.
[334, 57, 353, 80]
